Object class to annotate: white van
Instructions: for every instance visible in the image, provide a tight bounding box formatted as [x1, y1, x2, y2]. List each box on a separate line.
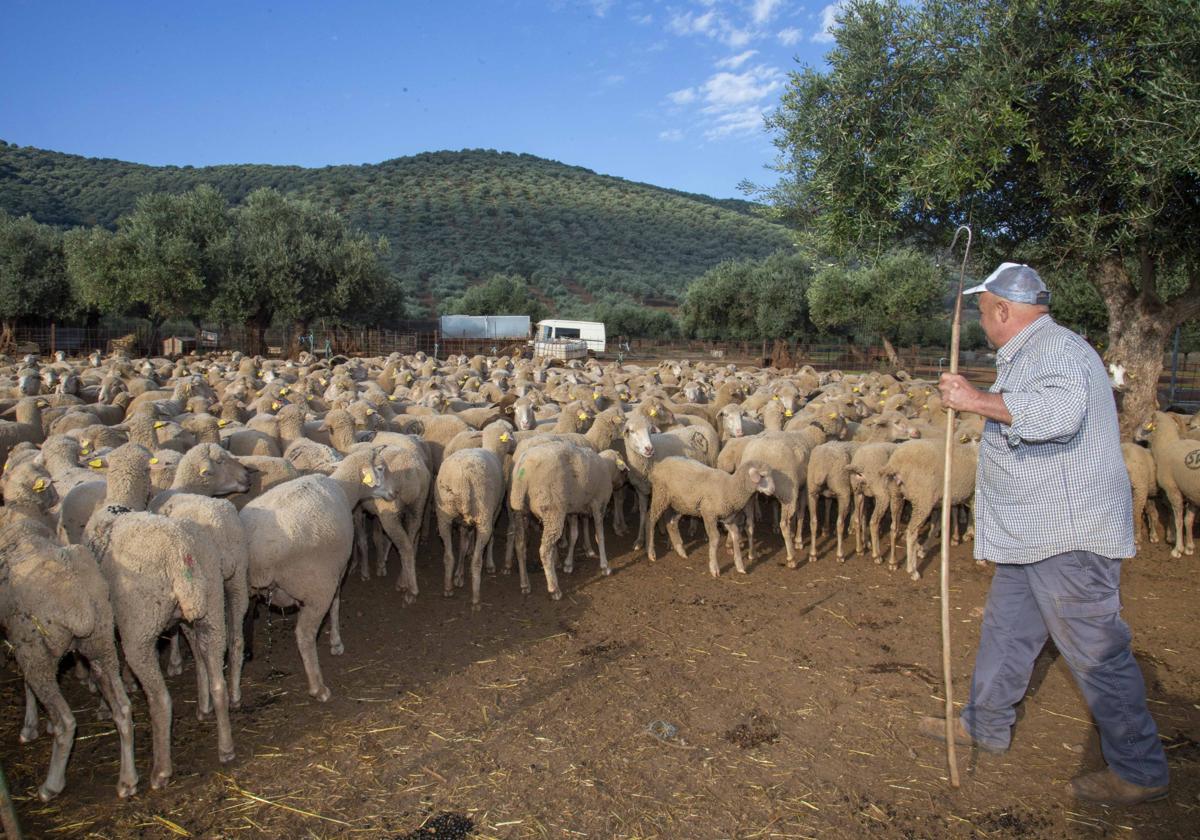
[535, 319, 606, 353]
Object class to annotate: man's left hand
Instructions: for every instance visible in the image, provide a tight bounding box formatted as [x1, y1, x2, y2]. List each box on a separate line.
[939, 373, 981, 413]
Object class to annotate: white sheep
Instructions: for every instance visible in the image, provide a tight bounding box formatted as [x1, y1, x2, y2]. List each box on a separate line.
[239, 447, 393, 701]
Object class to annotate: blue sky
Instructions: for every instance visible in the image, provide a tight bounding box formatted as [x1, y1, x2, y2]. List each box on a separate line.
[1, 1, 845, 198]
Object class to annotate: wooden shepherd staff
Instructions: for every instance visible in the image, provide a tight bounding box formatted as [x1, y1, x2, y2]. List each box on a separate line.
[940, 224, 973, 789]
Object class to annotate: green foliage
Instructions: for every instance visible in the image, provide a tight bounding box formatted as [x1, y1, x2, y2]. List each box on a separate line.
[807, 249, 944, 344]
[443, 274, 548, 323]
[766, 0, 1200, 325]
[0, 143, 793, 313]
[587, 300, 679, 339]
[0, 211, 70, 325]
[682, 250, 813, 340]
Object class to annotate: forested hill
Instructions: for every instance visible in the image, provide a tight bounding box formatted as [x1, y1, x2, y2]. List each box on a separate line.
[0, 141, 793, 315]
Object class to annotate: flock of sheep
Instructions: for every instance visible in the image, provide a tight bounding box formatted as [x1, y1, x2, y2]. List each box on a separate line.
[0, 346, 1191, 804]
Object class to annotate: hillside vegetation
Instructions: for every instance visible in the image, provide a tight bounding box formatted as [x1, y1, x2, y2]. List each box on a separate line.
[0, 141, 793, 315]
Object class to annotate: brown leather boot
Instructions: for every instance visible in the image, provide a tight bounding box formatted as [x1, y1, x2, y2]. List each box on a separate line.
[1070, 768, 1168, 805]
[916, 716, 1007, 754]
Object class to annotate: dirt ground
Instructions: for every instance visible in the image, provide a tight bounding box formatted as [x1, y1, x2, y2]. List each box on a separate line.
[2, 507, 1197, 839]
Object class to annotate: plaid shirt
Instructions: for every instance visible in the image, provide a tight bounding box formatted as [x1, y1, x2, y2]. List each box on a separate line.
[974, 315, 1135, 563]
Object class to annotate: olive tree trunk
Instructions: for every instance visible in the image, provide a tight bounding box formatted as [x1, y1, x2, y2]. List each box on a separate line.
[1092, 255, 1200, 439]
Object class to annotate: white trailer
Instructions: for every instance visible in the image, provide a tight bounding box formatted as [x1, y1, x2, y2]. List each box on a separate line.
[534, 319, 606, 353]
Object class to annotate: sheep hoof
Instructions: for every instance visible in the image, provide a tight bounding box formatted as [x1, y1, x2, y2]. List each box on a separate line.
[443, 589, 454, 598]
[471, 602, 482, 613]
[219, 748, 236, 764]
[402, 592, 417, 607]
[150, 770, 172, 790]
[312, 686, 331, 703]
[19, 726, 38, 744]
[786, 560, 798, 569]
[166, 663, 183, 678]
[196, 707, 211, 721]
[1171, 549, 1182, 558]
[873, 556, 883, 565]
[887, 563, 898, 572]
[836, 555, 845, 564]
[38, 783, 62, 802]
[117, 779, 137, 799]
[330, 642, 345, 656]
[950, 538, 960, 546]
[549, 590, 562, 601]
[909, 570, 921, 581]
[1187, 547, 1195, 556]
[521, 585, 531, 595]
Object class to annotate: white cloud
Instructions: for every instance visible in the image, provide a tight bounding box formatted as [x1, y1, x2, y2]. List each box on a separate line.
[631, 13, 653, 25]
[716, 49, 758, 70]
[700, 65, 784, 112]
[667, 86, 699, 105]
[589, 0, 615, 17]
[659, 128, 684, 142]
[750, 0, 783, 26]
[704, 106, 767, 139]
[669, 9, 719, 38]
[813, 2, 845, 43]
[777, 26, 802, 46]
[724, 26, 753, 47]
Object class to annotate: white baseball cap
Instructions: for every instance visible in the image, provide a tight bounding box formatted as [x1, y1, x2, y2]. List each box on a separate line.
[963, 262, 1050, 305]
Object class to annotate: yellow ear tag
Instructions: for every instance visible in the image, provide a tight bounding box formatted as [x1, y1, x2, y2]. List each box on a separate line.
[218, 419, 228, 427]
[32, 478, 46, 492]
[272, 402, 281, 411]
[881, 389, 888, 395]
[577, 411, 588, 421]
[499, 433, 510, 442]
[852, 386, 860, 393]
[827, 412, 838, 419]
[88, 458, 103, 469]
[1147, 423, 1155, 431]
[153, 421, 167, 429]
[256, 390, 262, 396]
[648, 408, 657, 417]
[388, 395, 397, 401]
[784, 409, 793, 417]
[199, 465, 210, 476]
[617, 458, 627, 469]
[959, 434, 970, 444]
[279, 387, 289, 395]
[366, 409, 375, 416]
[593, 391, 601, 398]
[621, 393, 630, 401]
[80, 447, 90, 456]
[772, 394, 780, 400]
[361, 468, 375, 487]
[149, 457, 159, 465]
[320, 378, 328, 386]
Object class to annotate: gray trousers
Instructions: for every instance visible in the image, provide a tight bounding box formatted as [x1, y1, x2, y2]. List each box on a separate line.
[961, 550, 1169, 787]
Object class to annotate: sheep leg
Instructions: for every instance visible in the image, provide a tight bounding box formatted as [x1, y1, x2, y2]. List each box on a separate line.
[123, 637, 173, 788]
[73, 656, 94, 692]
[744, 503, 757, 562]
[645, 493, 670, 564]
[20, 682, 40, 743]
[611, 486, 628, 536]
[703, 515, 723, 577]
[294, 597, 334, 702]
[906, 502, 933, 581]
[437, 510, 456, 597]
[794, 491, 806, 551]
[454, 525, 470, 588]
[725, 518, 747, 574]
[779, 501, 796, 567]
[193, 617, 235, 764]
[835, 493, 850, 563]
[377, 512, 417, 603]
[372, 516, 391, 578]
[225, 574, 249, 708]
[1146, 497, 1162, 544]
[632, 488, 649, 551]
[563, 517, 579, 574]
[807, 490, 820, 562]
[1166, 486, 1185, 558]
[1186, 507, 1196, 555]
[888, 491, 903, 571]
[166, 630, 184, 677]
[592, 503, 611, 576]
[79, 638, 137, 798]
[328, 589, 344, 656]
[950, 504, 961, 546]
[16, 652, 76, 802]
[667, 511, 686, 556]
[514, 511, 531, 595]
[353, 508, 370, 580]
[869, 496, 888, 564]
[581, 514, 598, 559]
[485, 528, 496, 573]
[538, 514, 564, 600]
[179, 625, 211, 718]
[853, 492, 865, 556]
[470, 522, 493, 611]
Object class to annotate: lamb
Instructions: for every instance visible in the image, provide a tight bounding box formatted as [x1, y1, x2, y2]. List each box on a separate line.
[644, 456, 774, 576]
[732, 434, 808, 567]
[240, 447, 393, 701]
[0, 396, 48, 466]
[57, 442, 156, 545]
[1142, 413, 1200, 558]
[882, 435, 979, 579]
[848, 442, 901, 563]
[806, 441, 858, 563]
[0, 493, 138, 801]
[1121, 441, 1161, 547]
[508, 441, 626, 599]
[84, 505, 233, 790]
[433, 421, 515, 607]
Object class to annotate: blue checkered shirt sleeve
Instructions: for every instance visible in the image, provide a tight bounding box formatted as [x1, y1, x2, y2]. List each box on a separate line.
[974, 317, 1135, 564]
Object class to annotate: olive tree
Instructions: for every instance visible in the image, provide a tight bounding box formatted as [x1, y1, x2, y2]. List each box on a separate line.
[766, 0, 1200, 433]
[0, 211, 71, 348]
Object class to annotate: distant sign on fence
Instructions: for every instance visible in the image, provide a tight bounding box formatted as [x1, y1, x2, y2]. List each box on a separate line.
[438, 315, 530, 340]
[199, 330, 219, 347]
